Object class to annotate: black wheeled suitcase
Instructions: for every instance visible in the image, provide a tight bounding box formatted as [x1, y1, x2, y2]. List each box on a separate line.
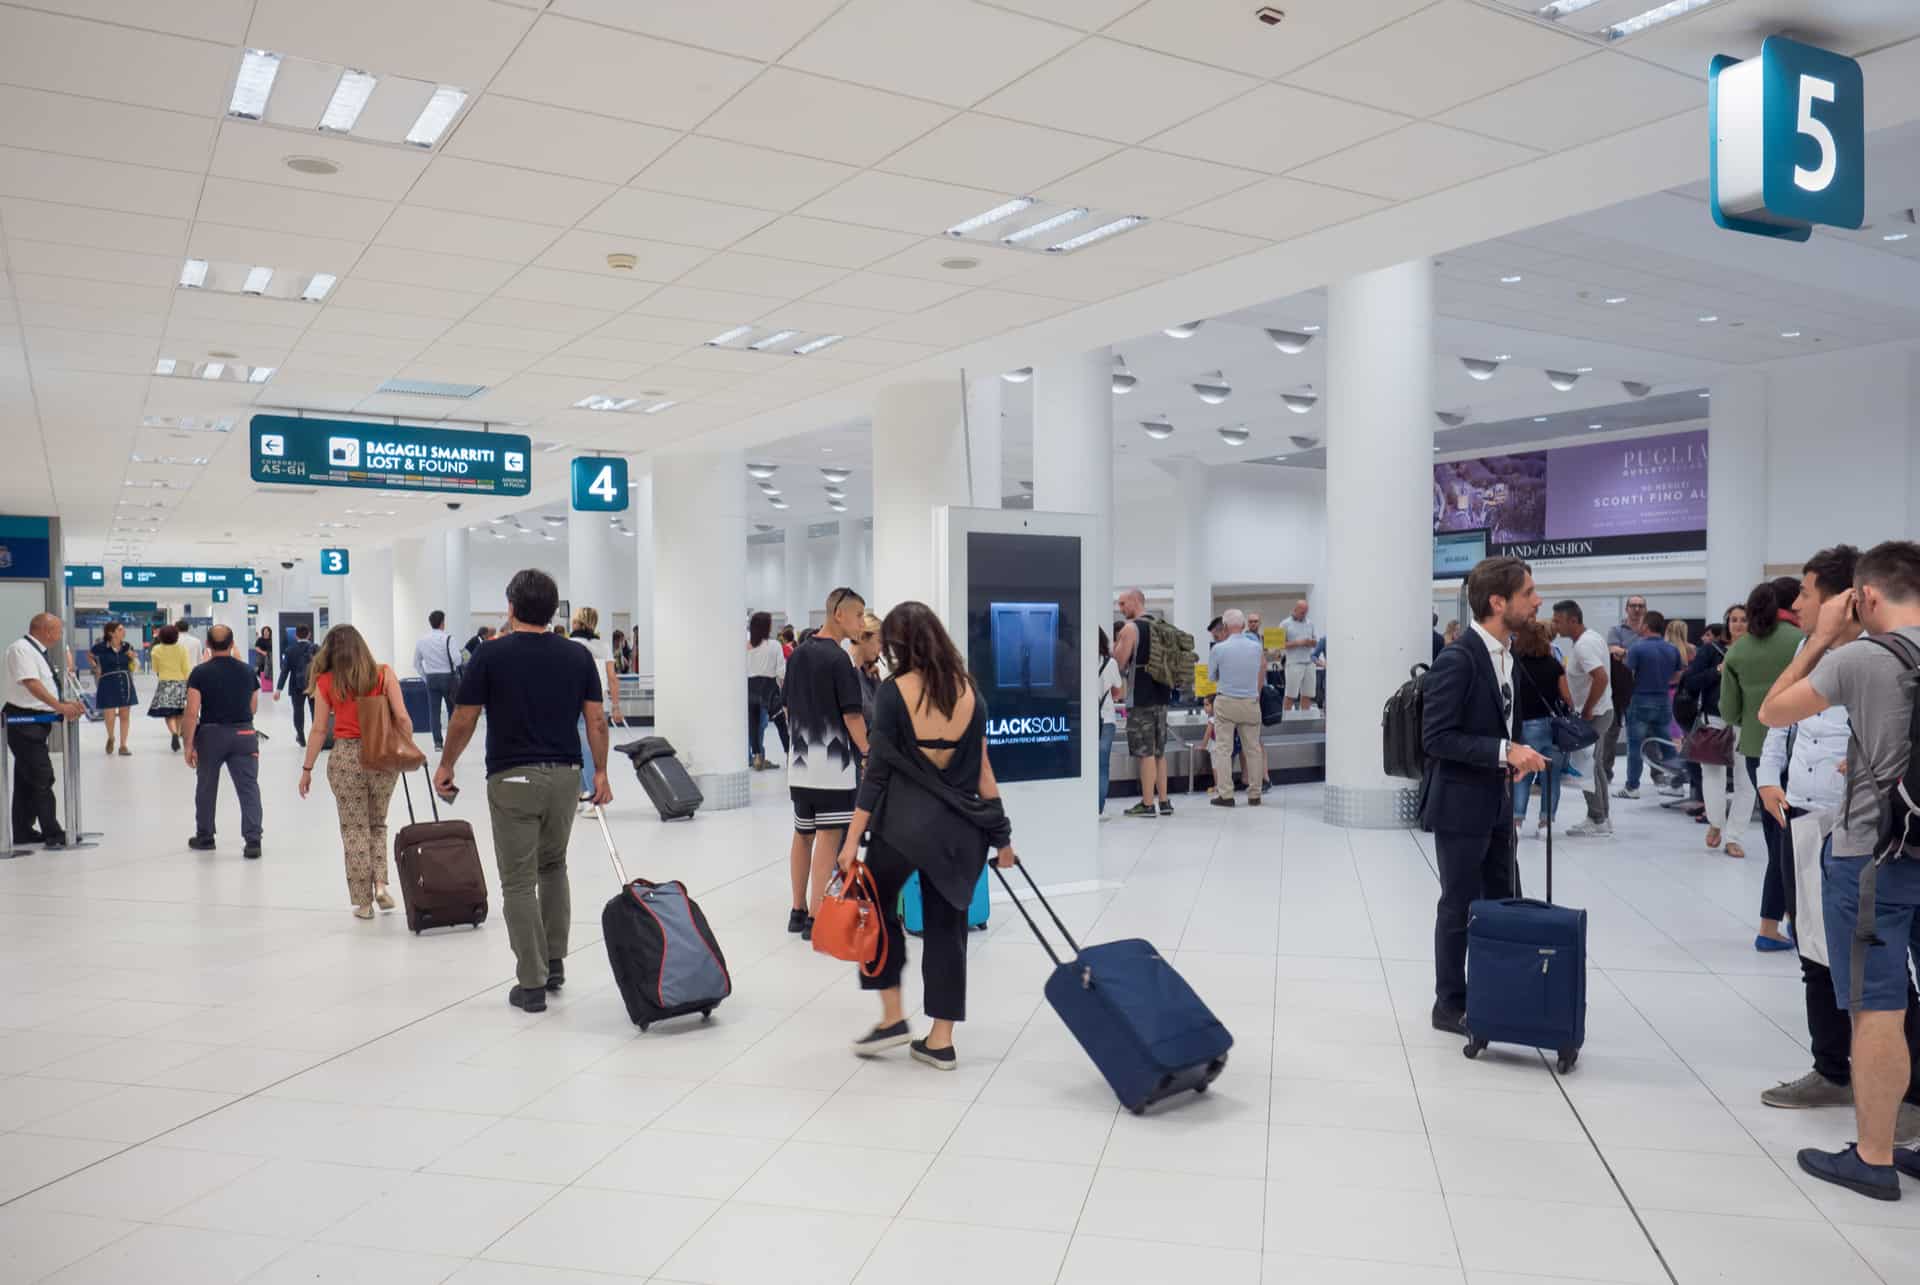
[1464, 767, 1587, 1072]
[399, 677, 432, 732]
[616, 736, 703, 821]
[996, 861, 1232, 1113]
[592, 807, 731, 1030]
[393, 769, 488, 934]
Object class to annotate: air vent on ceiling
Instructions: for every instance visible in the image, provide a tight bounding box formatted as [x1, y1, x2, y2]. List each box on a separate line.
[375, 378, 487, 399]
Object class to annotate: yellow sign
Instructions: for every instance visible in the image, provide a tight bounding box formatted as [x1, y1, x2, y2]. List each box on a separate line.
[1193, 661, 1217, 698]
[1262, 627, 1287, 650]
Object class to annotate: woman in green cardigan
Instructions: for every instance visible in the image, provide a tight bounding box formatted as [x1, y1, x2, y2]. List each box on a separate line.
[1717, 579, 1804, 950]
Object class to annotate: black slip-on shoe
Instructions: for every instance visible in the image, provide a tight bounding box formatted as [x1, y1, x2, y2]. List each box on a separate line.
[1798, 1145, 1900, 1201]
[187, 835, 216, 851]
[910, 1038, 956, 1071]
[852, 1020, 912, 1057]
[1431, 1004, 1468, 1036]
[509, 985, 548, 1013]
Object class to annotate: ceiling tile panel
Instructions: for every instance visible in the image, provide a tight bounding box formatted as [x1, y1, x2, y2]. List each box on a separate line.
[804, 272, 972, 313]
[11, 274, 172, 317]
[877, 114, 1118, 195]
[863, 238, 1034, 287]
[1040, 149, 1262, 218]
[742, 300, 899, 337]
[591, 313, 727, 345]
[580, 190, 778, 250]
[0, 85, 216, 174]
[442, 95, 681, 184]
[438, 321, 578, 354]
[1286, 123, 1539, 201]
[41, 0, 252, 42]
[349, 245, 522, 293]
[209, 122, 432, 202]
[557, 337, 688, 366]
[533, 230, 711, 279]
[0, 6, 233, 115]
[195, 178, 394, 243]
[1105, 0, 1434, 78]
[697, 69, 954, 168]
[0, 200, 189, 258]
[962, 253, 1165, 304]
[675, 254, 848, 298]
[376, 206, 563, 262]
[490, 15, 761, 129]
[406, 158, 617, 228]
[732, 217, 921, 270]
[249, 0, 537, 88]
[627, 286, 792, 326]
[1148, 85, 1409, 175]
[1281, 1, 1590, 119]
[184, 224, 368, 275]
[498, 266, 661, 312]
[304, 308, 452, 343]
[0, 147, 203, 220]
[1173, 176, 1389, 241]
[551, 0, 848, 62]
[868, 288, 1069, 346]
[978, 39, 1257, 144]
[782, 0, 1082, 108]
[801, 335, 945, 366]
[1437, 51, 1704, 152]
[322, 278, 487, 320]
[5, 240, 179, 290]
[801, 171, 1012, 237]
[463, 297, 617, 335]
[632, 137, 857, 212]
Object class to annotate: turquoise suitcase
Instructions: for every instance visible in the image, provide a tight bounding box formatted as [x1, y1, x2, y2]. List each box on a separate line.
[901, 868, 990, 935]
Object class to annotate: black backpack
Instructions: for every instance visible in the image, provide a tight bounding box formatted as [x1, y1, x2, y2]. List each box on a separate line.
[1609, 652, 1636, 707]
[1382, 663, 1430, 780]
[1864, 633, 1920, 862]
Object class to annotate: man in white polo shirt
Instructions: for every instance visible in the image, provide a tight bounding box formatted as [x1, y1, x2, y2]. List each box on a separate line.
[4, 613, 84, 848]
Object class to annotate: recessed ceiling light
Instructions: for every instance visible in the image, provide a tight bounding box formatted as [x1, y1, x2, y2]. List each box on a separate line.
[1604, 0, 1717, 40]
[302, 273, 337, 302]
[1575, 366, 1593, 373]
[792, 334, 843, 355]
[827, 501, 847, 512]
[284, 155, 340, 176]
[228, 49, 281, 119]
[1265, 329, 1314, 355]
[178, 259, 208, 289]
[1500, 274, 1523, 284]
[640, 400, 677, 414]
[1780, 330, 1801, 338]
[1140, 417, 1174, 440]
[1435, 411, 1467, 428]
[1001, 367, 1033, 383]
[1302, 324, 1321, 333]
[1699, 391, 1711, 398]
[1622, 380, 1653, 398]
[824, 487, 845, 500]
[1885, 232, 1910, 242]
[1046, 215, 1146, 253]
[940, 257, 979, 271]
[1546, 370, 1580, 391]
[768, 498, 789, 510]
[201, 363, 225, 380]
[1604, 296, 1628, 304]
[747, 463, 779, 480]
[319, 69, 377, 132]
[242, 266, 273, 295]
[154, 358, 176, 376]
[1533, 416, 1548, 423]
[248, 367, 274, 383]
[758, 486, 781, 497]
[574, 395, 638, 412]
[1112, 353, 1136, 395]
[1537, 0, 1608, 17]
[707, 324, 753, 346]
[1496, 354, 1512, 361]
[1163, 321, 1204, 339]
[1460, 357, 1501, 381]
[944, 197, 1035, 238]
[405, 86, 468, 148]
[749, 329, 798, 351]
[1192, 371, 1232, 404]
[1002, 207, 1087, 245]
[1217, 426, 1250, 446]
[1589, 423, 1604, 430]
[1697, 314, 1719, 323]
[821, 467, 851, 483]
[1280, 389, 1318, 414]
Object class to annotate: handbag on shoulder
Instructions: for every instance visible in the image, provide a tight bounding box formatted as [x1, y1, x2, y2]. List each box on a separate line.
[358, 666, 427, 773]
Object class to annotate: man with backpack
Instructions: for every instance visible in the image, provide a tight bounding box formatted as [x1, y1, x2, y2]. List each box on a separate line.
[1113, 589, 1193, 818]
[1759, 540, 1920, 1200]
[274, 623, 317, 747]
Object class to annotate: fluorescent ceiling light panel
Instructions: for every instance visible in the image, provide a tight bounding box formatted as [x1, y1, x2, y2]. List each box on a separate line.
[1046, 215, 1144, 253]
[201, 363, 225, 380]
[792, 334, 843, 356]
[1002, 207, 1087, 245]
[319, 69, 378, 132]
[574, 395, 639, 411]
[1500, 274, 1524, 283]
[945, 197, 1034, 237]
[242, 266, 274, 295]
[707, 325, 753, 346]
[153, 358, 176, 376]
[178, 259, 208, 289]
[301, 272, 337, 301]
[641, 400, 677, 414]
[1885, 232, 1911, 242]
[1537, 0, 1606, 18]
[229, 49, 281, 119]
[1605, 0, 1717, 40]
[248, 366, 275, 383]
[405, 86, 468, 147]
[748, 330, 798, 351]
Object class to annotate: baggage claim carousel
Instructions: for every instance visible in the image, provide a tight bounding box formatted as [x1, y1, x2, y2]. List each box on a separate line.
[1108, 705, 1327, 796]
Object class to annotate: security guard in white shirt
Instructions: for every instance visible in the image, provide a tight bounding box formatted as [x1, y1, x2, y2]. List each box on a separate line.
[3, 613, 84, 847]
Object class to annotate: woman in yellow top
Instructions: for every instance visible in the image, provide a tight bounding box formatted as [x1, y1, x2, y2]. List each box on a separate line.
[146, 624, 193, 753]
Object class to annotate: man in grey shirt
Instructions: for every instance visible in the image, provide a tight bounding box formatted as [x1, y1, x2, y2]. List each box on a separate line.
[1607, 594, 1647, 657]
[1760, 540, 1920, 1200]
[1206, 609, 1266, 808]
[412, 609, 458, 750]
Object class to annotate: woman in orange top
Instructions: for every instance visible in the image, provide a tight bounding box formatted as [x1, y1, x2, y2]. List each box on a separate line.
[298, 625, 414, 919]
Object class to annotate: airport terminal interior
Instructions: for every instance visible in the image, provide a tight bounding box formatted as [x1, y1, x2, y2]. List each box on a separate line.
[6, 1, 1920, 1281]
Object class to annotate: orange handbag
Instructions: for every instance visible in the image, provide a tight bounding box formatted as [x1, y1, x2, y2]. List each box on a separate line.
[811, 861, 887, 978]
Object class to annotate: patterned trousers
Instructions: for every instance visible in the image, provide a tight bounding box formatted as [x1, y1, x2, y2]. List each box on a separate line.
[327, 738, 398, 905]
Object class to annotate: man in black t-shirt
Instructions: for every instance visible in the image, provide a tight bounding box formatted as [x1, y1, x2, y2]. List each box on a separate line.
[782, 587, 870, 938]
[183, 625, 263, 857]
[438, 570, 608, 1014]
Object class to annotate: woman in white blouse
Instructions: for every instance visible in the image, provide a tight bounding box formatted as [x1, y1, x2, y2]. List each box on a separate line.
[747, 611, 786, 770]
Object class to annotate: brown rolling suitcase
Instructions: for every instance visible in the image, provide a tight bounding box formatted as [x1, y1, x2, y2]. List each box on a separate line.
[394, 769, 488, 934]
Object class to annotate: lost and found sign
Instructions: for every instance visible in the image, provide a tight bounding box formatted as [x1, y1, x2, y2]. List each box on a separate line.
[250, 415, 532, 497]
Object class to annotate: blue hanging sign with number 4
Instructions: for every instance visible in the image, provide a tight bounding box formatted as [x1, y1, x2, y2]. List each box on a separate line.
[319, 548, 350, 576]
[1710, 36, 1864, 242]
[570, 456, 629, 512]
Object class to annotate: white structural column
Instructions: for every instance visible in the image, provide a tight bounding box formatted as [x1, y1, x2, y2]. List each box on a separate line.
[1160, 458, 1210, 639]
[1705, 372, 1770, 619]
[568, 502, 621, 628]
[1032, 346, 1114, 616]
[1324, 258, 1435, 828]
[209, 592, 248, 647]
[347, 545, 397, 666]
[872, 378, 973, 612]
[444, 527, 470, 642]
[783, 520, 809, 630]
[965, 373, 1003, 507]
[390, 536, 447, 676]
[629, 469, 654, 675]
[653, 448, 749, 808]
[326, 571, 350, 635]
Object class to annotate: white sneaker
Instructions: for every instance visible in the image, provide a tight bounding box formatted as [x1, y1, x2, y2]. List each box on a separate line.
[1613, 786, 1640, 800]
[1566, 819, 1612, 838]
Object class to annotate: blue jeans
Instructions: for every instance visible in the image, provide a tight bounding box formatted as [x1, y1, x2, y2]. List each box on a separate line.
[1098, 721, 1116, 813]
[1623, 695, 1675, 791]
[576, 716, 593, 797]
[1511, 717, 1566, 823]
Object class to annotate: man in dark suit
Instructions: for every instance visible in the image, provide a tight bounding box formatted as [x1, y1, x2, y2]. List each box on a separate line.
[1424, 556, 1548, 1035]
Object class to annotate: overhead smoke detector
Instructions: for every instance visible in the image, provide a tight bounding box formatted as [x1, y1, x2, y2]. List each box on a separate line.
[1435, 410, 1468, 428]
[1216, 426, 1250, 446]
[1140, 417, 1175, 440]
[606, 252, 637, 271]
[1280, 386, 1318, 414]
[1192, 370, 1232, 404]
[1460, 357, 1501, 381]
[1162, 321, 1204, 339]
[1111, 353, 1137, 395]
[1621, 380, 1653, 398]
[1546, 369, 1581, 392]
[1265, 328, 1315, 355]
[1001, 367, 1033, 383]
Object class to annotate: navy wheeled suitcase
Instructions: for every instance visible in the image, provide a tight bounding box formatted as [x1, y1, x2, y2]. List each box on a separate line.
[1464, 772, 1586, 1072]
[995, 861, 1231, 1113]
[901, 868, 989, 935]
[400, 676, 432, 731]
[616, 736, 702, 821]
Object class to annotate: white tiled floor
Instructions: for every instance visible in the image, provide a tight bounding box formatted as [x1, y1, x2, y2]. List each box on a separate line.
[3, 707, 1917, 1284]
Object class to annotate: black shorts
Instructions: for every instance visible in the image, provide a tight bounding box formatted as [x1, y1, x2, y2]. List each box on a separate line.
[792, 787, 857, 835]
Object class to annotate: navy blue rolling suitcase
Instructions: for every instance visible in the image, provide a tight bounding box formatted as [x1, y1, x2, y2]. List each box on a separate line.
[1464, 777, 1586, 1072]
[995, 861, 1232, 1113]
[400, 677, 432, 731]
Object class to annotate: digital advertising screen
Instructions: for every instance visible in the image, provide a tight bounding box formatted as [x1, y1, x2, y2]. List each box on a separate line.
[964, 530, 1081, 784]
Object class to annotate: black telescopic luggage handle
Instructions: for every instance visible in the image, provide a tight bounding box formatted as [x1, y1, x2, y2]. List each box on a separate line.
[400, 766, 440, 826]
[990, 859, 1082, 967]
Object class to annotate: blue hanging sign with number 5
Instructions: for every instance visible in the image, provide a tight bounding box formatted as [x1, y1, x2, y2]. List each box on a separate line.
[320, 548, 350, 576]
[1710, 36, 1863, 242]
[570, 456, 629, 512]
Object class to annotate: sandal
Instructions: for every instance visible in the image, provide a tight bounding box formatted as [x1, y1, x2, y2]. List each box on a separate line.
[1706, 826, 1722, 849]
[1725, 841, 1746, 859]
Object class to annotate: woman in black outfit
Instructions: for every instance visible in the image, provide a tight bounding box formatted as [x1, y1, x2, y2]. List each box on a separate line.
[837, 601, 1016, 1071]
[252, 627, 273, 685]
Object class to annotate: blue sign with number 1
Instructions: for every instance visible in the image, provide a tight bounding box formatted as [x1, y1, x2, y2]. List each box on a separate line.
[570, 457, 629, 512]
[320, 548, 350, 576]
[1710, 35, 1863, 242]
